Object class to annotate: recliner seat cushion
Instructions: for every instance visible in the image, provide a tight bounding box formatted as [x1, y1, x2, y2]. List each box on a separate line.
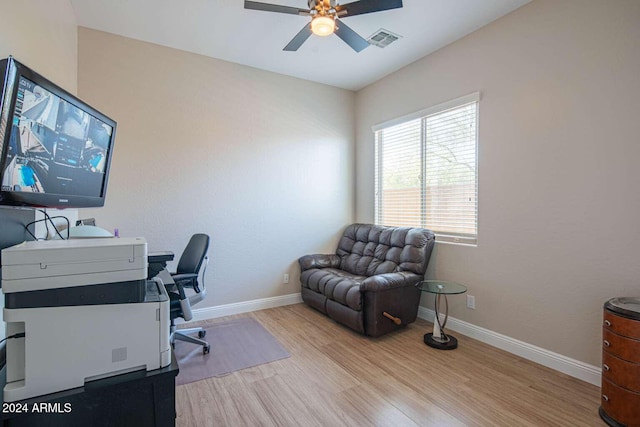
[300, 268, 365, 311]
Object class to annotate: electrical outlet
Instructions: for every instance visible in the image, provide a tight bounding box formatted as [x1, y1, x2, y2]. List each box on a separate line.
[283, 273, 289, 284]
[466, 295, 476, 309]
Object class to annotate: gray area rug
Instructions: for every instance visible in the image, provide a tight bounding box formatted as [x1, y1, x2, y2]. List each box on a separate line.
[174, 317, 290, 386]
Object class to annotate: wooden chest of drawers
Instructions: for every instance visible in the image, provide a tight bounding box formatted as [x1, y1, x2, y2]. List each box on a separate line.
[600, 298, 640, 427]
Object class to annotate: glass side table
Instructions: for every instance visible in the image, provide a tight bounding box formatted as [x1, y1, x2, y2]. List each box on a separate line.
[416, 280, 467, 350]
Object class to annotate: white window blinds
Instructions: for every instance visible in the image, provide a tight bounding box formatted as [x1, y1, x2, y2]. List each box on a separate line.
[374, 93, 479, 245]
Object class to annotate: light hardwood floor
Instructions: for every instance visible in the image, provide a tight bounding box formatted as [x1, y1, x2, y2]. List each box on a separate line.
[175, 303, 602, 426]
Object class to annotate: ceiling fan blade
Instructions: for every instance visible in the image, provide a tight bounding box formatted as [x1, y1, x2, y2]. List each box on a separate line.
[334, 19, 369, 52]
[283, 24, 313, 51]
[244, 1, 311, 16]
[335, 0, 403, 17]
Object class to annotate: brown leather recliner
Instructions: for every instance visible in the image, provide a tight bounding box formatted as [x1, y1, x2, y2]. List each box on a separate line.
[299, 223, 435, 337]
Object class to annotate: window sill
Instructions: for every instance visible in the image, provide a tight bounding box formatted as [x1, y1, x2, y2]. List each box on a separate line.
[435, 239, 477, 248]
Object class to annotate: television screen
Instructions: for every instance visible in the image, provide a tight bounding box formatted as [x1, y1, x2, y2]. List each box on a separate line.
[0, 57, 116, 208]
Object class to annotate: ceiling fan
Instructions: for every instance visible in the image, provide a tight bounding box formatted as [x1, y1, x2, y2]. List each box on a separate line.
[244, 0, 403, 52]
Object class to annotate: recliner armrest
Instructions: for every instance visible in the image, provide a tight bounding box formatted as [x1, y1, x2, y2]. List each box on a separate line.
[298, 254, 341, 271]
[360, 272, 423, 292]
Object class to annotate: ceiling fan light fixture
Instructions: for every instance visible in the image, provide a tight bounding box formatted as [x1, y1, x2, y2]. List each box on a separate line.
[311, 15, 335, 36]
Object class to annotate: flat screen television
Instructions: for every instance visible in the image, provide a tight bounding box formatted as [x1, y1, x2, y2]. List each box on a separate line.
[0, 56, 116, 208]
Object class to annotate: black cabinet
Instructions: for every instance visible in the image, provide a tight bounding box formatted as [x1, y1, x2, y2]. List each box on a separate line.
[1, 353, 178, 427]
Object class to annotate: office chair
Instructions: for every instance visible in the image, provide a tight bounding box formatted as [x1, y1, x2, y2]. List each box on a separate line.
[167, 233, 211, 354]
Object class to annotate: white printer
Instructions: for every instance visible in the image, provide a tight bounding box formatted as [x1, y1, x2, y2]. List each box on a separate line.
[1, 237, 171, 402]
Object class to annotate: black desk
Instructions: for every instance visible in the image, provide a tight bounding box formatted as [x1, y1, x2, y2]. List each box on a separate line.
[148, 251, 175, 279]
[0, 353, 179, 427]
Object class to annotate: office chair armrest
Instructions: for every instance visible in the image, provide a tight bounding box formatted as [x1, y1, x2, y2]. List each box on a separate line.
[172, 272, 199, 293]
[169, 278, 195, 321]
[154, 276, 194, 321]
[171, 273, 198, 284]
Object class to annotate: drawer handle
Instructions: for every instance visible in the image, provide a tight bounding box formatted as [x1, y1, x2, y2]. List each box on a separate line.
[604, 320, 611, 327]
[603, 364, 610, 372]
[603, 340, 610, 347]
[602, 394, 609, 402]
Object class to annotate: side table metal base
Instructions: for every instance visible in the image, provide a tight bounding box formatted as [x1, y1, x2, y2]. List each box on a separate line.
[424, 333, 458, 350]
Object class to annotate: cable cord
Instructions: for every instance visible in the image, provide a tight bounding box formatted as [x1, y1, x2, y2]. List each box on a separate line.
[24, 208, 70, 240]
[0, 333, 26, 345]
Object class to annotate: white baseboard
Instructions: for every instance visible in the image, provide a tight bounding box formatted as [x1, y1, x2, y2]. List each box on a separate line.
[418, 307, 601, 386]
[186, 293, 303, 322]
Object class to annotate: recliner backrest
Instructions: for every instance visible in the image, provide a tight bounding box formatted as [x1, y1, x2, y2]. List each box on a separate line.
[176, 233, 210, 276]
[336, 224, 435, 277]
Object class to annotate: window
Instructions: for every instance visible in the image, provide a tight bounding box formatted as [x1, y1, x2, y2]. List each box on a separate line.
[374, 93, 479, 245]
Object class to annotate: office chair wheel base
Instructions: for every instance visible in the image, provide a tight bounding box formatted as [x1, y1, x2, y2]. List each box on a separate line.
[198, 330, 206, 338]
[203, 345, 211, 355]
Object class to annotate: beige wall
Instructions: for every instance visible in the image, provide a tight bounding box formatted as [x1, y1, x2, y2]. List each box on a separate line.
[0, 0, 78, 93]
[355, 0, 640, 366]
[78, 28, 355, 306]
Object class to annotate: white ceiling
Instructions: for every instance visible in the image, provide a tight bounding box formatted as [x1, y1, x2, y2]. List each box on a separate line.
[69, 0, 530, 91]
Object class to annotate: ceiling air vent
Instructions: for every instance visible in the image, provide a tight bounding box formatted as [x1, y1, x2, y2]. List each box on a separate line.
[367, 29, 401, 48]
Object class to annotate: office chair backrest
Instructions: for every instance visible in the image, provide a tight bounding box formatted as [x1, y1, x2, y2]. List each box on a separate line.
[176, 233, 210, 276]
